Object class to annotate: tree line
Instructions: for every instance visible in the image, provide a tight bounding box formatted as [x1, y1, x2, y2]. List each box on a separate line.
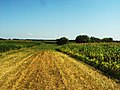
[0, 35, 118, 45]
[56, 35, 114, 45]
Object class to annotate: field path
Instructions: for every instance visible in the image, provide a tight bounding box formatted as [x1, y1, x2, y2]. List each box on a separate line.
[0, 49, 119, 90]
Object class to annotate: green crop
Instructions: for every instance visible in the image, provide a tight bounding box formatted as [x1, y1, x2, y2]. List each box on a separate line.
[59, 43, 120, 80]
[0, 44, 21, 52]
[0, 40, 41, 52]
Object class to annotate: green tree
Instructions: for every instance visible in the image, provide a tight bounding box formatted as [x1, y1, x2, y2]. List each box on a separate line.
[90, 37, 101, 42]
[75, 35, 89, 43]
[56, 37, 69, 45]
[102, 38, 113, 42]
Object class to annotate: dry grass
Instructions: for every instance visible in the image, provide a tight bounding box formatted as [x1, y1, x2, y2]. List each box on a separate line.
[0, 49, 119, 90]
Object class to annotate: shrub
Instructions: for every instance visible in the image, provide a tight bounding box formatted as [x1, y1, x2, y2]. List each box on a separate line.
[56, 37, 69, 45]
[75, 35, 89, 43]
[102, 38, 113, 42]
[90, 37, 101, 42]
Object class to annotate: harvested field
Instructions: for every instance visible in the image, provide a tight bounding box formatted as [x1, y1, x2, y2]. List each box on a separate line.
[0, 49, 119, 90]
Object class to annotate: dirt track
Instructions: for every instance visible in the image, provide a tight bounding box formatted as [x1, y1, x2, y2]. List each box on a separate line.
[0, 49, 119, 90]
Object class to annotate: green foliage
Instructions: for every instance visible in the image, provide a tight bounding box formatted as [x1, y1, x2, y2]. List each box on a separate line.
[59, 43, 120, 80]
[90, 37, 101, 42]
[75, 35, 114, 43]
[0, 44, 21, 52]
[102, 38, 113, 42]
[75, 35, 89, 43]
[56, 37, 69, 45]
[0, 40, 41, 52]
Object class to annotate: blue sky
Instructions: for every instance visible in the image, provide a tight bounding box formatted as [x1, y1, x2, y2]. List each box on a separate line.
[0, 0, 120, 40]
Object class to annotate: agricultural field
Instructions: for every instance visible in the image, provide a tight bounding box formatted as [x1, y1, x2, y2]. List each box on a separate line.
[59, 43, 120, 80]
[0, 41, 120, 90]
[0, 40, 41, 53]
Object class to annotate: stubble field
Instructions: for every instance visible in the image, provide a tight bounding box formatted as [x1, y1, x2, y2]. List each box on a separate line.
[0, 45, 120, 90]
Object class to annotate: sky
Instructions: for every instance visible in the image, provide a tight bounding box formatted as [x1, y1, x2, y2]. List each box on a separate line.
[0, 0, 120, 40]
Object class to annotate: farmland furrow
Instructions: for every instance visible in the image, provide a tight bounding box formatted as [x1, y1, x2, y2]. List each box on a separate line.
[0, 50, 119, 90]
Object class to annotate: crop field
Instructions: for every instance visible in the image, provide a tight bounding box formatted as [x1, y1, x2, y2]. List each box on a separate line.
[0, 40, 41, 52]
[0, 41, 120, 90]
[59, 43, 120, 80]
